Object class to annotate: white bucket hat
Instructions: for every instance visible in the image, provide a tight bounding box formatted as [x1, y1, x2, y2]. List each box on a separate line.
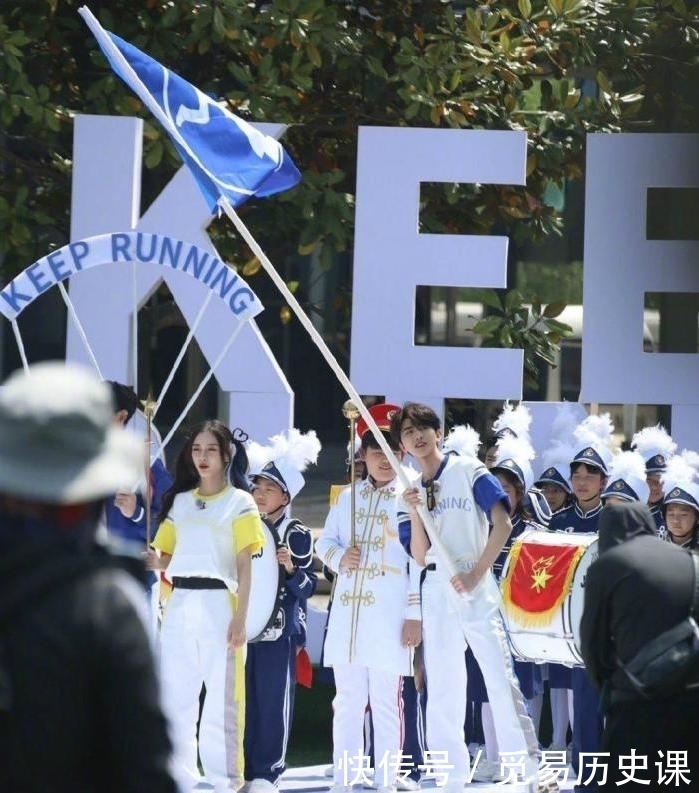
[0, 361, 144, 504]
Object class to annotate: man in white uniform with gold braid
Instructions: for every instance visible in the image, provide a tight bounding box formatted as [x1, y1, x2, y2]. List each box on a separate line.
[316, 403, 422, 793]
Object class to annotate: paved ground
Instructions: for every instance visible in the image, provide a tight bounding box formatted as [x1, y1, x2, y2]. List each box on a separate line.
[277, 765, 577, 791]
[190, 764, 577, 791]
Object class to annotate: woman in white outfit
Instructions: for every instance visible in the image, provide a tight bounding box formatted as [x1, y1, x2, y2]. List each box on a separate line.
[148, 420, 265, 793]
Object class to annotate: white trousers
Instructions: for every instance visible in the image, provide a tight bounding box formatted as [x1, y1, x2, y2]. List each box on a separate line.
[332, 664, 404, 788]
[421, 573, 538, 789]
[160, 588, 245, 793]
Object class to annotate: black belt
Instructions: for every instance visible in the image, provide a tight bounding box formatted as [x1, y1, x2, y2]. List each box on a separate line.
[172, 576, 227, 590]
[420, 563, 437, 586]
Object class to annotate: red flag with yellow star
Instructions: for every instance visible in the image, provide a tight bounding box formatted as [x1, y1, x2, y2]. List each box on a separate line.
[501, 540, 586, 627]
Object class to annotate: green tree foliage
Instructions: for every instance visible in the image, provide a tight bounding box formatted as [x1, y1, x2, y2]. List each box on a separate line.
[1, 0, 697, 373]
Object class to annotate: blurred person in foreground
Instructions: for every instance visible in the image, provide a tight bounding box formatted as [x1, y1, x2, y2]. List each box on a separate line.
[580, 500, 699, 791]
[0, 361, 178, 793]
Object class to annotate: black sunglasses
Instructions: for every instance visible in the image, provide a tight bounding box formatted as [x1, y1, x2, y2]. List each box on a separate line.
[425, 479, 436, 511]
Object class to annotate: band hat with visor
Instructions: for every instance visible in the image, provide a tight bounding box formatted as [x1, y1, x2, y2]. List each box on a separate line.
[248, 428, 321, 502]
[537, 466, 572, 492]
[490, 423, 552, 527]
[490, 408, 535, 491]
[254, 459, 305, 501]
[663, 484, 699, 513]
[631, 424, 677, 475]
[534, 406, 580, 494]
[570, 413, 615, 477]
[601, 450, 650, 504]
[661, 451, 699, 513]
[355, 402, 401, 440]
[0, 361, 143, 504]
[536, 440, 577, 495]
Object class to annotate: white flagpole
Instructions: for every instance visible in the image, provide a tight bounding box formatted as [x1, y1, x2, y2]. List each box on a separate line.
[131, 260, 138, 392]
[219, 197, 459, 579]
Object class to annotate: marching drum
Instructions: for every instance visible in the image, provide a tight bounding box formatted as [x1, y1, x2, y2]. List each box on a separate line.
[247, 522, 284, 642]
[500, 529, 598, 666]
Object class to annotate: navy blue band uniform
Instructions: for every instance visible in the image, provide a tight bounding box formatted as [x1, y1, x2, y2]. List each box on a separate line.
[244, 515, 317, 785]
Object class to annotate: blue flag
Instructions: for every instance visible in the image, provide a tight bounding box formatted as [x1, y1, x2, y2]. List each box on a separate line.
[79, 6, 302, 212]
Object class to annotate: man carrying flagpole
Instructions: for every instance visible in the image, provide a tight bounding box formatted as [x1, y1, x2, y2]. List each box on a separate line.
[77, 3, 461, 586]
[391, 403, 554, 793]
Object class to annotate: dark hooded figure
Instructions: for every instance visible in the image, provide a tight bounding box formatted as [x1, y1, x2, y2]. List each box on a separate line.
[580, 501, 699, 791]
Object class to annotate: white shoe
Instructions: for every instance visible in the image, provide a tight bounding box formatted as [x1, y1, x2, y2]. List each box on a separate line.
[470, 759, 504, 783]
[247, 780, 277, 793]
[534, 779, 560, 793]
[395, 778, 420, 791]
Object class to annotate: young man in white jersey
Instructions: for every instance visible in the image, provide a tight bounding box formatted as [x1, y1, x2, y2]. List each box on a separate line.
[391, 403, 552, 793]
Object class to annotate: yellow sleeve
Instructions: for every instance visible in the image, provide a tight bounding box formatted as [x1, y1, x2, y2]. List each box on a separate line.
[329, 483, 348, 506]
[152, 517, 176, 554]
[234, 511, 266, 556]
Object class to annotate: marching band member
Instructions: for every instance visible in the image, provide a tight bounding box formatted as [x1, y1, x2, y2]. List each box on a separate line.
[147, 419, 265, 793]
[548, 414, 614, 793]
[661, 451, 699, 550]
[535, 445, 577, 518]
[316, 403, 421, 793]
[533, 405, 581, 756]
[243, 429, 321, 793]
[600, 450, 650, 506]
[631, 424, 677, 537]
[392, 403, 549, 793]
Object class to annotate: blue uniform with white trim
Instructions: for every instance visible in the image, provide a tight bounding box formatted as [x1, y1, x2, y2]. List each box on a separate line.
[549, 501, 603, 789]
[650, 501, 666, 538]
[104, 458, 173, 587]
[244, 514, 317, 784]
[104, 458, 173, 545]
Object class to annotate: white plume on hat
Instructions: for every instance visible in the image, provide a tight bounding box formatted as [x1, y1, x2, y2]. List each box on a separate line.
[534, 404, 580, 491]
[493, 432, 536, 491]
[443, 424, 481, 458]
[492, 401, 532, 440]
[631, 424, 677, 469]
[537, 439, 577, 492]
[662, 449, 699, 491]
[662, 450, 699, 511]
[602, 449, 650, 503]
[551, 402, 583, 446]
[572, 413, 615, 471]
[248, 428, 321, 500]
[574, 413, 614, 449]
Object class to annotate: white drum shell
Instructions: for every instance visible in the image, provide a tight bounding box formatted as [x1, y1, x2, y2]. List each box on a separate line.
[500, 529, 598, 666]
[247, 522, 283, 641]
